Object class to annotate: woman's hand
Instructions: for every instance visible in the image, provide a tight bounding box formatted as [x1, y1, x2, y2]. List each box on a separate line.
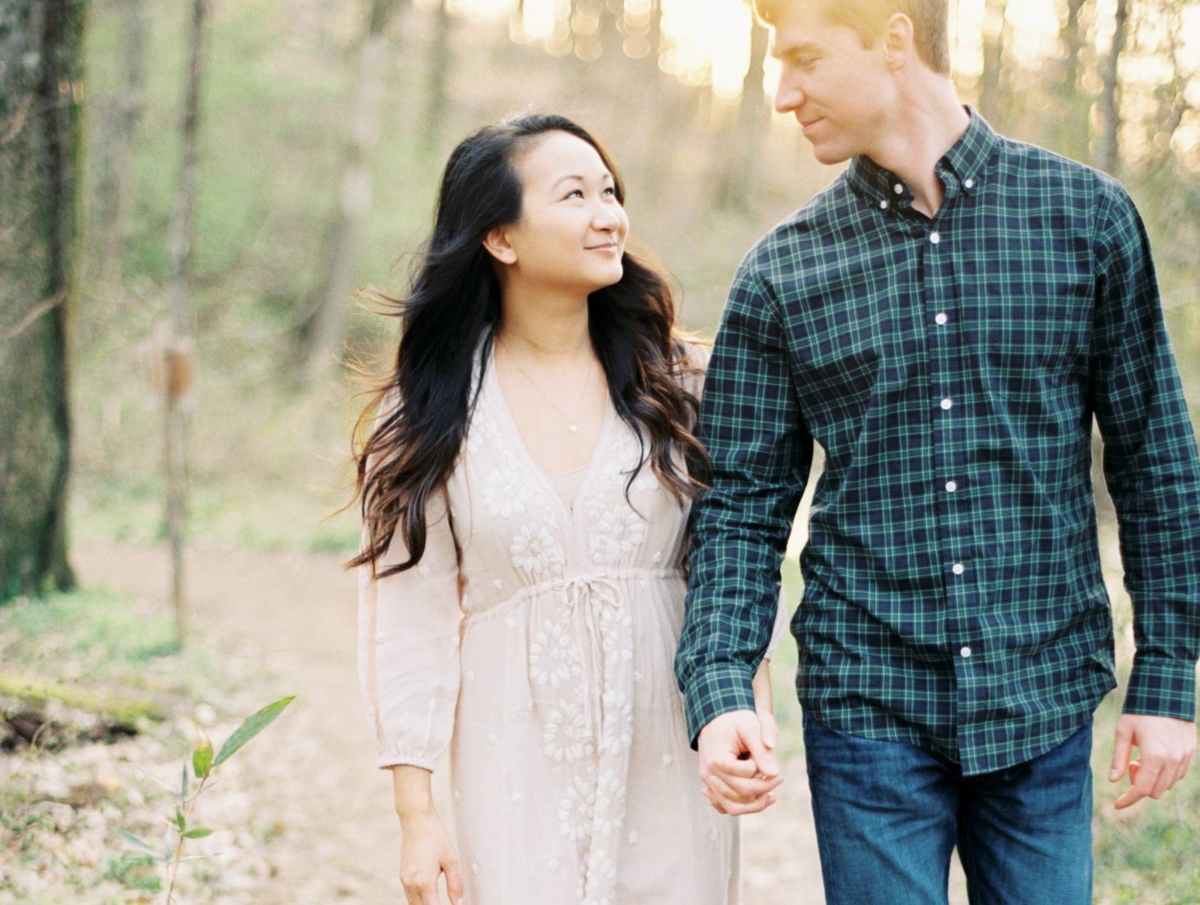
[399, 809, 463, 905]
[752, 657, 779, 754]
[392, 766, 464, 904]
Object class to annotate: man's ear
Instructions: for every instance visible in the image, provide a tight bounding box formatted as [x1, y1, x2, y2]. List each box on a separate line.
[483, 226, 518, 265]
[883, 12, 914, 69]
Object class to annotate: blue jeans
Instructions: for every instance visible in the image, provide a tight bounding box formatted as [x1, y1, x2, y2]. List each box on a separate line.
[803, 716, 1093, 905]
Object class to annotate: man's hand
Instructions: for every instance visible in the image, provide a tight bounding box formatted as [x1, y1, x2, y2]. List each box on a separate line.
[1108, 714, 1196, 810]
[697, 709, 783, 816]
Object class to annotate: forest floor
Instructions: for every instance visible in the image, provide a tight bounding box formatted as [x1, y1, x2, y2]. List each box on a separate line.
[57, 541, 867, 905]
[12, 536, 1191, 903]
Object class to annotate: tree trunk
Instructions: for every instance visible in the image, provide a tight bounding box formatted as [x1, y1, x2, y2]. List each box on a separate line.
[716, 19, 769, 210]
[0, 0, 83, 602]
[300, 0, 401, 384]
[420, 0, 451, 158]
[162, 0, 209, 641]
[1049, 0, 1091, 163]
[1095, 0, 1128, 174]
[88, 0, 144, 289]
[978, 0, 1008, 125]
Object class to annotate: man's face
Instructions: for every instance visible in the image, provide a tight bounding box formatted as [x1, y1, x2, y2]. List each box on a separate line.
[769, 3, 892, 165]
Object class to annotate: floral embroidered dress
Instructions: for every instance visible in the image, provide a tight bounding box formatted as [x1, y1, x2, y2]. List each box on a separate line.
[359, 343, 782, 905]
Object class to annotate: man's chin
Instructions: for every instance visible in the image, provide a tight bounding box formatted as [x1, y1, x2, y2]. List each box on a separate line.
[808, 142, 852, 166]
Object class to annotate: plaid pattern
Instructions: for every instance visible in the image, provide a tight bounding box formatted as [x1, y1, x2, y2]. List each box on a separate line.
[676, 111, 1200, 775]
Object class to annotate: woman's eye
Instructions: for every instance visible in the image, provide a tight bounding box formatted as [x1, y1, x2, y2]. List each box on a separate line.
[566, 189, 584, 199]
[603, 187, 616, 197]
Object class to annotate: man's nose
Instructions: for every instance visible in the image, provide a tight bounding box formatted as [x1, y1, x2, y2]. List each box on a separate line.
[774, 78, 803, 114]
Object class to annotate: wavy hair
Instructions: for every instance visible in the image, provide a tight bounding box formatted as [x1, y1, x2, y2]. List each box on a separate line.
[348, 114, 710, 578]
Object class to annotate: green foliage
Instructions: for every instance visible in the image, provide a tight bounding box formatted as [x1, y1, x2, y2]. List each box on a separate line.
[0, 587, 183, 682]
[212, 695, 295, 768]
[119, 695, 295, 902]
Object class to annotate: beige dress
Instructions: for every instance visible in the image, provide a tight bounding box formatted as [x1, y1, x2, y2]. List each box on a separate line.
[359, 343, 784, 905]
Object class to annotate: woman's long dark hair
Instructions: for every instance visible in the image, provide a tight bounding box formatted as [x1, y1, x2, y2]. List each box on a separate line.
[349, 114, 710, 578]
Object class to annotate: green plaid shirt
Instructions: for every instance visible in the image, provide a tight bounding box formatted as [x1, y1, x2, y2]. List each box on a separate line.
[676, 111, 1200, 775]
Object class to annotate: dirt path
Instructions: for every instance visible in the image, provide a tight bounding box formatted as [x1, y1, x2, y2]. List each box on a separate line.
[75, 542, 969, 905]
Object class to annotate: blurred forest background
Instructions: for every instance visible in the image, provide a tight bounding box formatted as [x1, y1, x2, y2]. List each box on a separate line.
[2, 0, 1200, 902]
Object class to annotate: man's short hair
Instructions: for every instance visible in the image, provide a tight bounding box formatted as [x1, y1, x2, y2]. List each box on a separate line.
[753, 0, 952, 76]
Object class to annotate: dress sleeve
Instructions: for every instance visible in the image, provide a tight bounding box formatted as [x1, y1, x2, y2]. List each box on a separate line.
[358, 488, 463, 771]
[764, 591, 790, 659]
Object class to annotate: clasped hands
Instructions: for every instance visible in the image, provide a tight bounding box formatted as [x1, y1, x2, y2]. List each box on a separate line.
[696, 661, 783, 815]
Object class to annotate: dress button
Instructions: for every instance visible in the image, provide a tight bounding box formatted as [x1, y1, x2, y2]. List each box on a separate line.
[964, 178, 975, 189]
[945, 481, 958, 493]
[935, 312, 949, 325]
[960, 646, 973, 658]
[952, 563, 965, 575]
[930, 231, 941, 244]
[893, 183, 904, 195]
[880, 200, 889, 210]
[940, 398, 953, 410]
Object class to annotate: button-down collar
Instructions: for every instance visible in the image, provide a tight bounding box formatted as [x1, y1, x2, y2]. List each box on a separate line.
[847, 107, 999, 213]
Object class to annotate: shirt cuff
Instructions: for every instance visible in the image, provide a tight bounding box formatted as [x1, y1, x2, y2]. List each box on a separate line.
[683, 662, 758, 748]
[1122, 655, 1199, 722]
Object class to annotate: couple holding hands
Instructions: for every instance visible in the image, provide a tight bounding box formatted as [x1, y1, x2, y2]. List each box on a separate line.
[354, 0, 1200, 902]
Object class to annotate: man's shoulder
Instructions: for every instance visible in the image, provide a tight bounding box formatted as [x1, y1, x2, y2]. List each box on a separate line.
[994, 134, 1128, 200]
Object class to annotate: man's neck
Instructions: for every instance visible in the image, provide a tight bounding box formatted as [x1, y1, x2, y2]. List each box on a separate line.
[867, 79, 970, 219]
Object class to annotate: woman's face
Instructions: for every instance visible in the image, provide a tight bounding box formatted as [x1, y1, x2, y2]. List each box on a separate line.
[490, 130, 629, 296]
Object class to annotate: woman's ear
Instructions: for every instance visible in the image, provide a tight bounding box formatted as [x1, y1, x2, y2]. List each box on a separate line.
[483, 226, 518, 265]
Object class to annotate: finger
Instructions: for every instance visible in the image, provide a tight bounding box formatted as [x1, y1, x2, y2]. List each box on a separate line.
[759, 711, 780, 751]
[1135, 755, 1166, 800]
[701, 785, 728, 814]
[1180, 750, 1194, 783]
[708, 756, 763, 780]
[1117, 759, 1161, 810]
[717, 769, 784, 800]
[444, 858, 465, 905]
[718, 789, 778, 816]
[705, 770, 760, 805]
[1109, 721, 1134, 782]
[1150, 759, 1181, 799]
[740, 726, 781, 778]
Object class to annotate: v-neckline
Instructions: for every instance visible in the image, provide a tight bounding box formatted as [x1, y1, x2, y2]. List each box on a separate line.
[486, 348, 612, 514]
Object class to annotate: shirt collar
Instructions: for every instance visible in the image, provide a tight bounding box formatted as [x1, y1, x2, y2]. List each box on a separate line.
[846, 106, 999, 211]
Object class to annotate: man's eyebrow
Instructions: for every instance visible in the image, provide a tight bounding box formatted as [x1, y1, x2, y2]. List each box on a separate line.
[771, 38, 822, 59]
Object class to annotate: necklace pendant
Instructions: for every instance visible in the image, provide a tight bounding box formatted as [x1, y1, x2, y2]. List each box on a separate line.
[569, 424, 578, 433]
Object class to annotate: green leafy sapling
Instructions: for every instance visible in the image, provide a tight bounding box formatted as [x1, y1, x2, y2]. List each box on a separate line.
[119, 695, 295, 904]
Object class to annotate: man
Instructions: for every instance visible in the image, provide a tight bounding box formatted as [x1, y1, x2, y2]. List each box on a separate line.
[674, 0, 1200, 901]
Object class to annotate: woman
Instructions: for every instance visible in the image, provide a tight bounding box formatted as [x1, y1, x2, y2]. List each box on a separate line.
[352, 114, 784, 905]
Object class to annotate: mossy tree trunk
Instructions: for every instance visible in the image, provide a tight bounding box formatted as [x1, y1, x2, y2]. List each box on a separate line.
[0, 0, 85, 602]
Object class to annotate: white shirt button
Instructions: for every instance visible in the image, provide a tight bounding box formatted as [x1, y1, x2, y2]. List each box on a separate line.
[935, 312, 949, 325]
[930, 231, 941, 244]
[964, 178, 975, 189]
[945, 481, 958, 493]
[952, 563, 965, 575]
[960, 646, 973, 658]
[375, 632, 384, 644]
[880, 200, 889, 210]
[894, 183, 904, 194]
[940, 398, 953, 411]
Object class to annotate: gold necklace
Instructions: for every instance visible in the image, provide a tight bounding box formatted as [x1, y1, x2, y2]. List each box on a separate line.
[500, 340, 595, 433]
